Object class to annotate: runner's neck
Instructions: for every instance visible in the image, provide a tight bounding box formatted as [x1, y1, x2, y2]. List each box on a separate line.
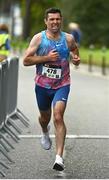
[46, 30, 61, 40]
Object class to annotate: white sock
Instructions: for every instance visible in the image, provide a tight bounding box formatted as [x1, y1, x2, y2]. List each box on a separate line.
[56, 155, 63, 164]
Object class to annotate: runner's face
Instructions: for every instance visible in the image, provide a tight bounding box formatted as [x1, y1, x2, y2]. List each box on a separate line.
[44, 13, 62, 33]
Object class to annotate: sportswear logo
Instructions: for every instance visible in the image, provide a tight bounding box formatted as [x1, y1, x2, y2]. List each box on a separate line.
[56, 43, 63, 47]
[62, 98, 66, 101]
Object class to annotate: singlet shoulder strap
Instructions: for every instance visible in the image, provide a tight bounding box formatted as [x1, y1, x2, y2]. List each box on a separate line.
[60, 31, 69, 49]
[39, 30, 47, 46]
[41, 30, 46, 39]
[60, 31, 66, 40]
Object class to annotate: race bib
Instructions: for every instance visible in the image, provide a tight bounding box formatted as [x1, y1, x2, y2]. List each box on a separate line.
[42, 65, 62, 79]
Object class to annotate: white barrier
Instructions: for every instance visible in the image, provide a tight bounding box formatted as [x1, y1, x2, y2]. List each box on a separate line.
[0, 60, 8, 128]
[0, 57, 29, 177]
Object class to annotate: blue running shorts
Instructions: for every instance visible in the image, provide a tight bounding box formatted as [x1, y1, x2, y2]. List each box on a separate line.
[35, 85, 70, 111]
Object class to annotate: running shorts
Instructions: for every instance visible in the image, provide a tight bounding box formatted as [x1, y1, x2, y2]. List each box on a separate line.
[35, 84, 70, 111]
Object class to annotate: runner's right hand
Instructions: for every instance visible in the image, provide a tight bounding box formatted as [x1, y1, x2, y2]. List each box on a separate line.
[47, 50, 59, 61]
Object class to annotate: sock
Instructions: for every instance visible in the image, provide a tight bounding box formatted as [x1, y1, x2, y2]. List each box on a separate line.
[56, 155, 63, 164]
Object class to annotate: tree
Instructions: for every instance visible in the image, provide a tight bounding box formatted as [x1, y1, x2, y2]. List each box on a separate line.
[20, 0, 109, 46]
[22, 0, 32, 39]
[21, 0, 57, 40]
[55, 0, 109, 46]
[72, 0, 109, 46]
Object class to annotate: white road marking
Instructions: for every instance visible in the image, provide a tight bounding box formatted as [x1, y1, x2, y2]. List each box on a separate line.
[19, 134, 109, 139]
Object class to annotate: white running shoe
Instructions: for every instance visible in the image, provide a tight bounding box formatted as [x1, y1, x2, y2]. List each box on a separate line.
[53, 155, 64, 171]
[41, 125, 52, 150]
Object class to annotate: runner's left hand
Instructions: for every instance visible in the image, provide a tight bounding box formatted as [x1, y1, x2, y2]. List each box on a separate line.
[72, 54, 80, 66]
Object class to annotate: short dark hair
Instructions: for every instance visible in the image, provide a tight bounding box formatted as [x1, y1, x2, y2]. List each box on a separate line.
[44, 7, 62, 20]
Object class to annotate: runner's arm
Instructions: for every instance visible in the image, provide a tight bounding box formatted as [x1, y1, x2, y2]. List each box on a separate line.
[66, 33, 80, 66]
[23, 33, 59, 66]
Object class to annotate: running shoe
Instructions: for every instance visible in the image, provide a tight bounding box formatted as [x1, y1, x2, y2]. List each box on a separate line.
[41, 125, 52, 150]
[53, 155, 64, 171]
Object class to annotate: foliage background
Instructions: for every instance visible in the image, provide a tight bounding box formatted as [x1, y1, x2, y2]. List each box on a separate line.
[0, 0, 109, 47]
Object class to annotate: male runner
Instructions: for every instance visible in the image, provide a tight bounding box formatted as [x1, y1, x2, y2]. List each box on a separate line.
[23, 7, 80, 171]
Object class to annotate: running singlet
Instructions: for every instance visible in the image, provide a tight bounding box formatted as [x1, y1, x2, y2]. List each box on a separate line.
[35, 30, 70, 89]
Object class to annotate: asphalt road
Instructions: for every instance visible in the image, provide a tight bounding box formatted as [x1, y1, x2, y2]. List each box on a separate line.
[1, 60, 109, 179]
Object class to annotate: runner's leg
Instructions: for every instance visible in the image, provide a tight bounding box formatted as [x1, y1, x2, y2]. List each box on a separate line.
[53, 101, 66, 156]
[52, 85, 70, 157]
[39, 109, 51, 133]
[35, 85, 52, 132]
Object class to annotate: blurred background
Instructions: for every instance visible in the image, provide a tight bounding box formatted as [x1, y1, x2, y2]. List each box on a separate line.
[0, 0, 109, 69]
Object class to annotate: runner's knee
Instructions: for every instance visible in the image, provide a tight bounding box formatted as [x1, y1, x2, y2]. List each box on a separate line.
[53, 111, 63, 125]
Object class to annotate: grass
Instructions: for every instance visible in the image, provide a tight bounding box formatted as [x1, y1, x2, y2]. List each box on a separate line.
[12, 39, 29, 50]
[80, 47, 109, 67]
